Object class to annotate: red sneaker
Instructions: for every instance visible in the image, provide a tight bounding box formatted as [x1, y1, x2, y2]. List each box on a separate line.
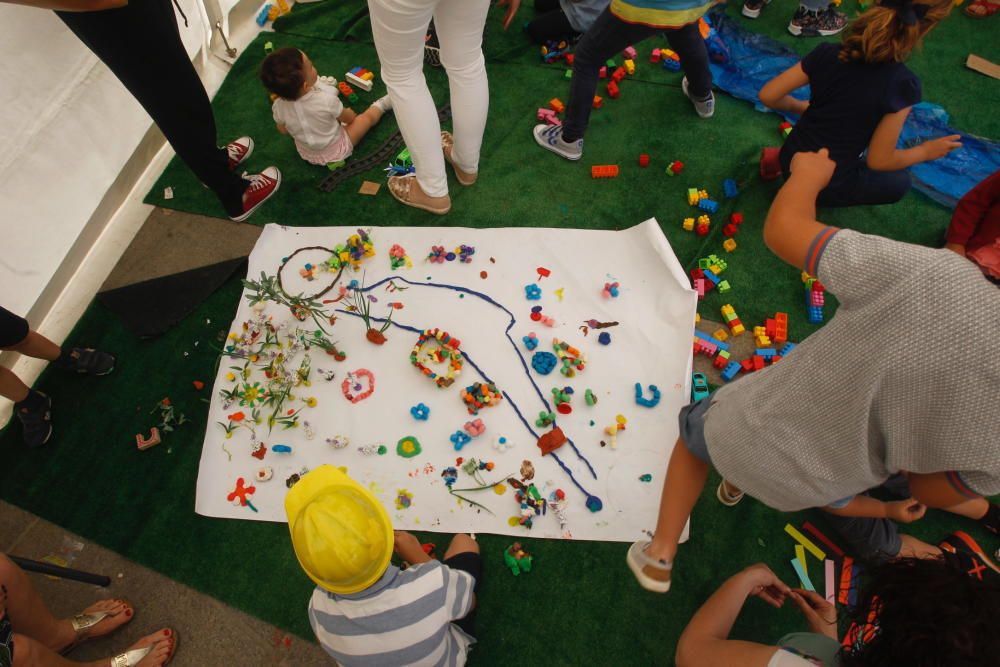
[226, 136, 254, 171]
[760, 146, 782, 181]
[230, 167, 280, 222]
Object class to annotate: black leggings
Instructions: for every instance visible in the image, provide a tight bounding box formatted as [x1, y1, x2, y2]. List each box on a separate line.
[57, 0, 247, 216]
[526, 0, 578, 44]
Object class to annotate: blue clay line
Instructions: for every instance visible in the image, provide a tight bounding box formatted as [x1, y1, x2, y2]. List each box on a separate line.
[351, 275, 598, 476]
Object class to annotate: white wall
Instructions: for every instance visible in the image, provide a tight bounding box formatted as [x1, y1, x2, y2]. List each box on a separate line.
[0, 1, 209, 320]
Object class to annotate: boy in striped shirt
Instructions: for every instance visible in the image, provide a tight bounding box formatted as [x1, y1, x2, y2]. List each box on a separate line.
[286, 466, 481, 666]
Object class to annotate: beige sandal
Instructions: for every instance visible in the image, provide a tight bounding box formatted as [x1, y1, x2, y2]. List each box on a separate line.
[441, 132, 478, 186]
[387, 174, 451, 215]
[111, 629, 178, 667]
[717, 480, 745, 507]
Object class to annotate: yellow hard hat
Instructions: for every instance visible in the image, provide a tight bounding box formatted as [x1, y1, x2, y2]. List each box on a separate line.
[285, 465, 394, 594]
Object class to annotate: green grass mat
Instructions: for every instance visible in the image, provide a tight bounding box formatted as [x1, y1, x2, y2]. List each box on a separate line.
[2, 284, 991, 664]
[4, 5, 997, 665]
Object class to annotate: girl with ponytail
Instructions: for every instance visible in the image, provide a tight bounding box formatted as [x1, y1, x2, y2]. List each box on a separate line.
[759, 0, 961, 208]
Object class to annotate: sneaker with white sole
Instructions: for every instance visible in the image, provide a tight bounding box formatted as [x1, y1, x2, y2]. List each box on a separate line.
[742, 0, 771, 18]
[627, 540, 673, 593]
[230, 167, 281, 222]
[682, 77, 715, 118]
[225, 136, 254, 171]
[788, 5, 848, 37]
[939, 531, 1000, 582]
[717, 480, 745, 506]
[533, 124, 583, 161]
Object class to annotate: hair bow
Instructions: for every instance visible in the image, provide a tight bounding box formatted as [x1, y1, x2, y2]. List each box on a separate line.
[880, 0, 930, 25]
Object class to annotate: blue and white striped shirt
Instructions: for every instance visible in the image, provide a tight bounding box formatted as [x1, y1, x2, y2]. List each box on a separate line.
[309, 562, 475, 666]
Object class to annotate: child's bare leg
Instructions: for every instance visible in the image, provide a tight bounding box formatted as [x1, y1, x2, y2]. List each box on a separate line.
[897, 534, 942, 559]
[344, 106, 385, 147]
[3, 330, 60, 361]
[942, 495, 989, 520]
[646, 437, 710, 562]
[444, 534, 479, 559]
[0, 366, 30, 402]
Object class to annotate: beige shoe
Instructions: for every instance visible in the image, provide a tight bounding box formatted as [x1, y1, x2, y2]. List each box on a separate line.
[387, 174, 451, 215]
[441, 131, 478, 186]
[716, 479, 745, 507]
[626, 541, 672, 593]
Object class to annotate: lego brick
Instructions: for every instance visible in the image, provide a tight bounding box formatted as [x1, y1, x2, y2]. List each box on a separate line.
[721, 361, 742, 382]
[723, 239, 737, 252]
[694, 329, 730, 351]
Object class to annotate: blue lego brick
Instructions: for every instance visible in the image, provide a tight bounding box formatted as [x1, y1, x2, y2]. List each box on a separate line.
[694, 329, 730, 352]
[720, 361, 742, 382]
[779, 342, 797, 356]
[723, 178, 738, 199]
[702, 269, 721, 286]
[756, 348, 777, 359]
[698, 198, 719, 213]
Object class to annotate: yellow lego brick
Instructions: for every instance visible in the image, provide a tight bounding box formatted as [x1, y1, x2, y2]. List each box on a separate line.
[682, 217, 695, 231]
[687, 190, 700, 206]
[712, 329, 729, 342]
[697, 214, 711, 225]
[698, 189, 709, 200]
[754, 326, 766, 336]
[731, 323, 746, 336]
[694, 313, 701, 324]
[755, 335, 771, 347]
[721, 304, 735, 316]
[723, 238, 737, 252]
[362, 72, 375, 81]
[624, 59, 635, 75]
[709, 265, 722, 276]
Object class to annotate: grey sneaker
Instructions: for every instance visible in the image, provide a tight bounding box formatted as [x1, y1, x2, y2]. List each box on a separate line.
[533, 124, 583, 161]
[682, 77, 715, 119]
[742, 0, 771, 18]
[788, 5, 848, 37]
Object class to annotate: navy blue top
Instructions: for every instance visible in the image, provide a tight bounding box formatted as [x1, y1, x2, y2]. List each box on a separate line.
[781, 43, 922, 177]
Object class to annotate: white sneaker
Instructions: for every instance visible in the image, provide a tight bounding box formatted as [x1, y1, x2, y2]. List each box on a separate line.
[372, 95, 393, 114]
[533, 124, 583, 161]
[682, 77, 715, 119]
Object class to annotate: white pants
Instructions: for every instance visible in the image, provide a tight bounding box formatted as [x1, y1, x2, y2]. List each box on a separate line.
[368, 0, 490, 198]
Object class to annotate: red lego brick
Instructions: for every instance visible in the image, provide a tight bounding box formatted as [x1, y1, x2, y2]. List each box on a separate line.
[730, 212, 744, 225]
[566, 54, 574, 66]
[722, 223, 738, 237]
[713, 355, 729, 369]
[612, 67, 626, 83]
[606, 80, 620, 98]
[752, 355, 765, 371]
[765, 318, 776, 338]
[740, 358, 754, 373]
[638, 153, 650, 167]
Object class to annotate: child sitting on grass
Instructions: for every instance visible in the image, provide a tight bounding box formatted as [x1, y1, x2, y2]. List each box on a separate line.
[759, 0, 961, 207]
[626, 149, 1000, 594]
[285, 465, 481, 666]
[945, 168, 1000, 282]
[260, 48, 392, 168]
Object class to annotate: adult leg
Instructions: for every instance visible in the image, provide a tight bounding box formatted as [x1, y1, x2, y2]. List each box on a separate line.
[561, 8, 659, 142]
[434, 0, 491, 176]
[368, 0, 449, 198]
[57, 0, 247, 217]
[817, 163, 911, 207]
[664, 22, 713, 100]
[525, 8, 577, 44]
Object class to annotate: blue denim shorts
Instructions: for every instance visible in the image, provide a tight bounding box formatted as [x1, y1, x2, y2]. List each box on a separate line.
[678, 397, 713, 465]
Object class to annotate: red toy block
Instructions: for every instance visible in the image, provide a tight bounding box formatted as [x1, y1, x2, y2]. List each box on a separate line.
[612, 66, 626, 83]
[713, 355, 729, 369]
[752, 355, 765, 371]
[650, 48, 661, 63]
[760, 147, 782, 181]
[669, 160, 684, 175]
[691, 267, 705, 280]
[770, 355, 782, 363]
[638, 153, 650, 167]
[695, 224, 709, 237]
[337, 81, 354, 96]
[722, 223, 738, 237]
[549, 98, 565, 113]
[740, 358, 754, 373]
[599, 66, 607, 78]
[592, 95, 603, 109]
[591, 164, 619, 179]
[765, 318, 777, 338]
[606, 80, 620, 98]
[566, 53, 574, 66]
[730, 212, 744, 225]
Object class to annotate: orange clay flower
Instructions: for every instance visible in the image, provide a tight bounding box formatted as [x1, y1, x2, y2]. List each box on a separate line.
[228, 412, 246, 422]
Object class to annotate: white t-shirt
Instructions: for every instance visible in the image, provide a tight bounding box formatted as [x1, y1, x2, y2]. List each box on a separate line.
[272, 80, 345, 151]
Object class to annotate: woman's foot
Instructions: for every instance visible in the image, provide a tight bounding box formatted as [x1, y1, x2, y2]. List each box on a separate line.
[387, 174, 451, 215]
[110, 628, 177, 667]
[64, 599, 132, 649]
[626, 541, 673, 593]
[965, 0, 1000, 18]
[441, 131, 477, 186]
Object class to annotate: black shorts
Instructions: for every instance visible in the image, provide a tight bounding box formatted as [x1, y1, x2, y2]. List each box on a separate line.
[443, 551, 482, 638]
[0, 306, 29, 349]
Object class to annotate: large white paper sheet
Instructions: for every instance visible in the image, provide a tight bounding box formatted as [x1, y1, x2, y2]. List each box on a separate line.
[196, 220, 696, 542]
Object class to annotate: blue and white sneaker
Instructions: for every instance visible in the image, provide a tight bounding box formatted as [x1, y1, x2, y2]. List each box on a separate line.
[533, 124, 583, 161]
[682, 77, 715, 119]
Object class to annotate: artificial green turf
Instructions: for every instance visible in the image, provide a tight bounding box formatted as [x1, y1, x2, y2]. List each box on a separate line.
[3, 4, 998, 665]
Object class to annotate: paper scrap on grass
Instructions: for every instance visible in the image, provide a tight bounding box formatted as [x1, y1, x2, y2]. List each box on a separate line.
[195, 220, 696, 542]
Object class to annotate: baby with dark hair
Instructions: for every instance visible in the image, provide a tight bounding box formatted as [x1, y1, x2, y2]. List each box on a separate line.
[260, 48, 392, 168]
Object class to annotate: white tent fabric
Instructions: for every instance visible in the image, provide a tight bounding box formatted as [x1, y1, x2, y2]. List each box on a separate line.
[196, 221, 697, 543]
[0, 1, 211, 317]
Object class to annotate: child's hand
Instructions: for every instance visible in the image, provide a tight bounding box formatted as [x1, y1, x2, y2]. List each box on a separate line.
[789, 149, 836, 190]
[920, 134, 962, 161]
[789, 589, 838, 639]
[739, 563, 792, 609]
[498, 0, 521, 30]
[887, 498, 927, 524]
